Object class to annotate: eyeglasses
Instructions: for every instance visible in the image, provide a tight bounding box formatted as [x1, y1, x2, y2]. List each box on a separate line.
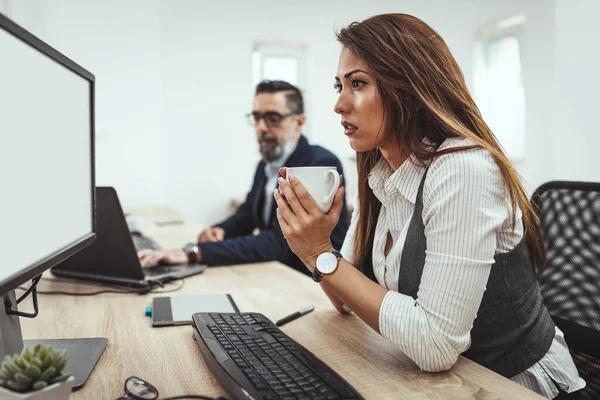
[116, 376, 159, 400]
[116, 376, 223, 400]
[246, 111, 297, 128]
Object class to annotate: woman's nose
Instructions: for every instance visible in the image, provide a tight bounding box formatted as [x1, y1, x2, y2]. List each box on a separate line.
[334, 93, 348, 115]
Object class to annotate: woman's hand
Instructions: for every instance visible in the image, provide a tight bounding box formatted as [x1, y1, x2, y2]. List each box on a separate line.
[274, 167, 345, 271]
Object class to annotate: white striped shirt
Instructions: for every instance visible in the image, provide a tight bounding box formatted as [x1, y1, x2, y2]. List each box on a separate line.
[340, 138, 585, 399]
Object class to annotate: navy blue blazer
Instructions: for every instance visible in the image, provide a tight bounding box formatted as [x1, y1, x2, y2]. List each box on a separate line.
[199, 135, 350, 275]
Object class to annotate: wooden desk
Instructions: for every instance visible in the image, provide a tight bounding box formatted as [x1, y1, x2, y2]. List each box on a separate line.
[20, 208, 543, 399]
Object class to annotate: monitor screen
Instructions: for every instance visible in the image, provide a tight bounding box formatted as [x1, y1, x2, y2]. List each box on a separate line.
[0, 14, 95, 295]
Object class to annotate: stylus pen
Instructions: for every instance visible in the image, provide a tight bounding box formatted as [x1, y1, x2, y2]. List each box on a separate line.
[275, 305, 315, 327]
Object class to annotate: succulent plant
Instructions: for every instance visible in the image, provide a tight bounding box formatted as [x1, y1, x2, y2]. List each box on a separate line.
[0, 344, 71, 393]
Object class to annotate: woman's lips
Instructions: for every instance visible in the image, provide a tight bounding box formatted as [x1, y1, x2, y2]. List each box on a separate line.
[341, 121, 358, 136]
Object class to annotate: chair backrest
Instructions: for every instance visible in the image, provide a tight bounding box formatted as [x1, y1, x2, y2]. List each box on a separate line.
[532, 181, 600, 399]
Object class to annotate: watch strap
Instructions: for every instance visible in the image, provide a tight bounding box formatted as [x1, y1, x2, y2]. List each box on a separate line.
[312, 268, 323, 283]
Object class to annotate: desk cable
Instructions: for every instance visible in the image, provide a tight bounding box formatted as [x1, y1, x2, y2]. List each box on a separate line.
[16, 278, 185, 296]
[5, 274, 43, 318]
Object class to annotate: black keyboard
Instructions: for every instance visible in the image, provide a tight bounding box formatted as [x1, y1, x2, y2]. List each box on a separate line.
[131, 232, 161, 251]
[192, 312, 363, 400]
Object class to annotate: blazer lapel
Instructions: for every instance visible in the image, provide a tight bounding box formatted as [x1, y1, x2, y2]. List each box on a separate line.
[252, 164, 267, 227]
[261, 135, 310, 226]
[285, 135, 309, 168]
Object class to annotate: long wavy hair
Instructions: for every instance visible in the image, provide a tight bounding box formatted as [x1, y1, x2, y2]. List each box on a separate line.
[336, 14, 546, 272]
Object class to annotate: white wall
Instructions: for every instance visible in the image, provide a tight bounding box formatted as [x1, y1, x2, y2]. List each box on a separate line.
[5, 0, 591, 226]
[160, 0, 557, 223]
[3, 0, 165, 207]
[554, 0, 600, 182]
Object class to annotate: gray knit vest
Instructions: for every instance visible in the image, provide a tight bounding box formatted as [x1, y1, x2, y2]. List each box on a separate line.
[363, 168, 555, 377]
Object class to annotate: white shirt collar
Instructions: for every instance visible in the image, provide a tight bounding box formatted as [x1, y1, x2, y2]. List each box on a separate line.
[368, 156, 426, 205]
[367, 138, 472, 205]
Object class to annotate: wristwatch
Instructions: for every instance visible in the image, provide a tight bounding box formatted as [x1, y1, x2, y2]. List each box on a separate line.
[312, 250, 343, 282]
[183, 243, 200, 265]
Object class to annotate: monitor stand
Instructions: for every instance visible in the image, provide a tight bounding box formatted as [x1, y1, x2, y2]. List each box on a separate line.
[1, 291, 107, 391]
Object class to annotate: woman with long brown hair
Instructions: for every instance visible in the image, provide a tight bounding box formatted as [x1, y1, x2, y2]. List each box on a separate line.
[274, 13, 584, 399]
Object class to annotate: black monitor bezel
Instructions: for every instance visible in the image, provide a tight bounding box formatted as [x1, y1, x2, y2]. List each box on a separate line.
[0, 13, 96, 296]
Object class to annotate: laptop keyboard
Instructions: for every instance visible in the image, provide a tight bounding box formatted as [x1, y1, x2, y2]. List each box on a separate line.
[144, 265, 182, 276]
[131, 233, 161, 251]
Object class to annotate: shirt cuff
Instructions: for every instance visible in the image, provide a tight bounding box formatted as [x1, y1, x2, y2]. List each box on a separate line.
[198, 242, 218, 265]
[378, 290, 416, 340]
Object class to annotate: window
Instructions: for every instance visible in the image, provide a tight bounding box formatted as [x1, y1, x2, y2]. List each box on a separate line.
[251, 43, 309, 135]
[474, 15, 526, 161]
[252, 43, 306, 88]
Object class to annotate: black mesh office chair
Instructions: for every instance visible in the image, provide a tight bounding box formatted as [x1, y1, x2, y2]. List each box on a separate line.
[532, 181, 600, 400]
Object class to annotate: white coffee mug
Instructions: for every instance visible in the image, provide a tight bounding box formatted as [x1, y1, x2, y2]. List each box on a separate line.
[286, 166, 341, 213]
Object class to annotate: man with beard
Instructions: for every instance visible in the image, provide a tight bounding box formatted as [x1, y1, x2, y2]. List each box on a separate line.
[138, 80, 349, 275]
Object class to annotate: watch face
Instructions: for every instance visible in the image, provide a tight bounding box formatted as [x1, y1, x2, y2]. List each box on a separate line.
[184, 243, 196, 253]
[316, 252, 338, 274]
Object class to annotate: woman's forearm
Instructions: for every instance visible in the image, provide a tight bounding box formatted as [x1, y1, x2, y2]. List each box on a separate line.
[319, 259, 389, 333]
[320, 283, 348, 314]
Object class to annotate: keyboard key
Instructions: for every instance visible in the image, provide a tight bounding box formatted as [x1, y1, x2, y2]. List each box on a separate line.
[271, 384, 286, 393]
[265, 377, 279, 385]
[319, 388, 336, 396]
[334, 386, 356, 396]
[289, 372, 302, 380]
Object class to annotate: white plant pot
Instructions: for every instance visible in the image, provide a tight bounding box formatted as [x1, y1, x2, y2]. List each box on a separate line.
[0, 376, 74, 400]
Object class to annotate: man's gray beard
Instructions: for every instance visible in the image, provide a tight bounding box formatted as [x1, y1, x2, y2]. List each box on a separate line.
[260, 144, 284, 163]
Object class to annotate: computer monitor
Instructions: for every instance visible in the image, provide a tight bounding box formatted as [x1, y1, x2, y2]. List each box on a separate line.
[0, 13, 105, 388]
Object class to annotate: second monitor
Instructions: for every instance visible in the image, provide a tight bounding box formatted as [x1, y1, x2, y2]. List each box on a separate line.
[0, 12, 105, 389]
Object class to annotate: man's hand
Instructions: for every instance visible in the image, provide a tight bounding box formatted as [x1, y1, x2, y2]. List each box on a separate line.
[197, 227, 225, 243]
[137, 249, 187, 267]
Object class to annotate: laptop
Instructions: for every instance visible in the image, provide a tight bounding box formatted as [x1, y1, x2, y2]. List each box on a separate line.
[52, 187, 207, 287]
